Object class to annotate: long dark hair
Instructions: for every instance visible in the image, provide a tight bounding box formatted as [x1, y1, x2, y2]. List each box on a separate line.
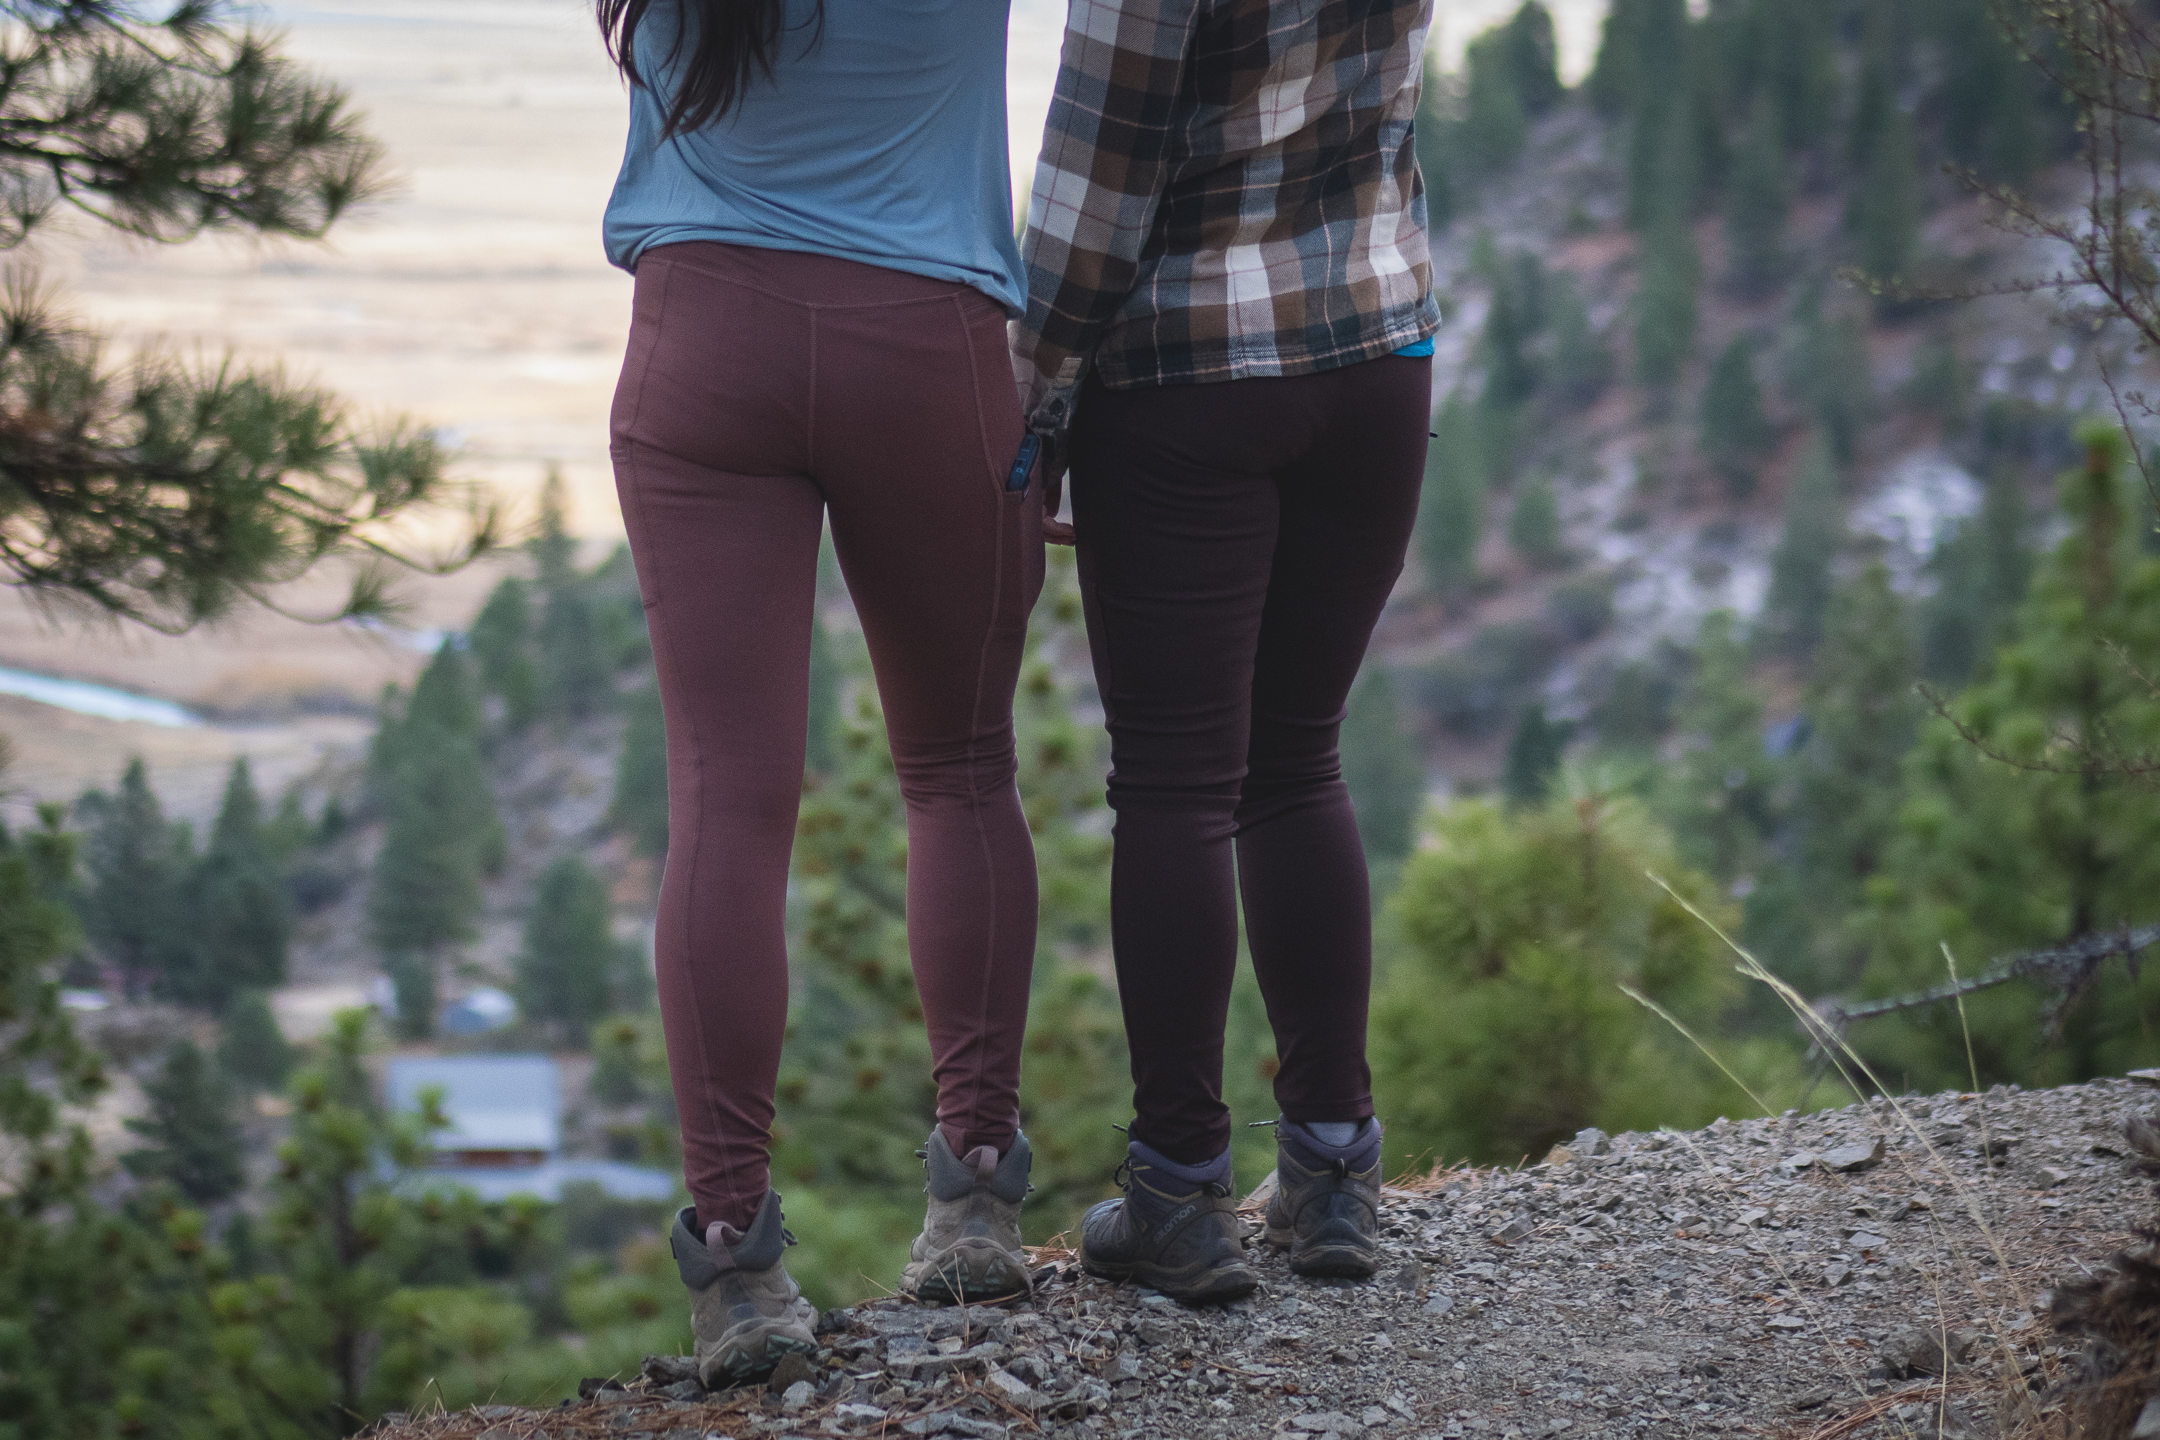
[596, 0, 824, 136]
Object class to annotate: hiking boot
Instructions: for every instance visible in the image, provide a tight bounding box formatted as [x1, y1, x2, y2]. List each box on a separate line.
[669, 1191, 818, 1388]
[899, 1129, 1034, 1304]
[1079, 1139, 1257, 1305]
[1262, 1118, 1383, 1279]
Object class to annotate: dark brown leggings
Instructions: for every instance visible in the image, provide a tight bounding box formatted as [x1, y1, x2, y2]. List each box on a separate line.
[1069, 358, 1432, 1166]
[610, 243, 1044, 1232]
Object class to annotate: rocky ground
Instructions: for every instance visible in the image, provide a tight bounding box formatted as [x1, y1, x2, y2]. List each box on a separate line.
[367, 1076, 2160, 1440]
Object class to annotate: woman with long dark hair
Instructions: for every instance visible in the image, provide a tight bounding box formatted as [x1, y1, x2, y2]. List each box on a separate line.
[597, 0, 1043, 1384]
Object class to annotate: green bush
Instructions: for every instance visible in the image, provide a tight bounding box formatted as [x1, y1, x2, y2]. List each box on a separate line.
[1371, 793, 1800, 1170]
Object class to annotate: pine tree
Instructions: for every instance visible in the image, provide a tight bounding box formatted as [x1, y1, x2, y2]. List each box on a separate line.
[1460, 23, 1530, 177]
[1757, 437, 1843, 660]
[807, 612, 841, 776]
[1501, 703, 1571, 805]
[76, 758, 183, 999]
[514, 855, 618, 1044]
[367, 642, 501, 1032]
[0, 2, 502, 632]
[610, 676, 670, 858]
[1419, 393, 1486, 594]
[1723, 91, 1789, 295]
[0, 801, 264, 1437]
[1860, 425, 2160, 1090]
[468, 576, 540, 734]
[1751, 565, 1922, 996]
[1922, 463, 2033, 682]
[1933, 0, 2065, 184]
[1502, 2, 1562, 117]
[1700, 337, 1774, 497]
[1786, 292, 1874, 465]
[1634, 221, 1700, 391]
[1848, 107, 1922, 298]
[1370, 792, 1785, 1166]
[1762, 1, 1839, 154]
[1659, 610, 1777, 882]
[122, 1040, 245, 1205]
[1507, 470, 1563, 565]
[218, 988, 295, 1092]
[1480, 249, 1547, 408]
[174, 757, 289, 1011]
[1547, 272, 1614, 409]
[1340, 667, 1425, 863]
[525, 469, 615, 724]
[1414, 53, 1460, 234]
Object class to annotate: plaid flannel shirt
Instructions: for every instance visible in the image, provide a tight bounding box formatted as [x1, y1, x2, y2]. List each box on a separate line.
[1012, 0, 1439, 443]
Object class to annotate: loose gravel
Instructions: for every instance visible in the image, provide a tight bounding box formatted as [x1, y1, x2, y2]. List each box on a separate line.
[369, 1077, 2160, 1440]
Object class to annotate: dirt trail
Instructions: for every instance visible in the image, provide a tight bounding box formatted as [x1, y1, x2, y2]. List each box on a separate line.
[365, 1077, 2156, 1440]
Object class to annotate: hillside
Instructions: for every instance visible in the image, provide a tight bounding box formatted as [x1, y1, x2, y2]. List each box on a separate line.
[363, 1076, 2160, 1440]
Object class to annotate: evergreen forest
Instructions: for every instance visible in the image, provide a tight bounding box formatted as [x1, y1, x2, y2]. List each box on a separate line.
[5, 0, 2160, 1432]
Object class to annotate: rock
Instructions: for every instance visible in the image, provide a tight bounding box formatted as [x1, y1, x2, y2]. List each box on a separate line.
[2130, 1396, 2160, 1439]
[1824, 1263, 1854, 1287]
[1422, 1293, 1455, 1317]
[780, 1380, 814, 1412]
[834, 1403, 888, 1424]
[1880, 1326, 1976, 1378]
[2126, 1068, 2160, 1086]
[983, 1367, 1048, 1410]
[1242, 1171, 1280, 1208]
[893, 1342, 1006, 1379]
[1736, 1207, 1769, 1228]
[1672, 1212, 1709, 1237]
[1387, 1260, 1425, 1293]
[655, 1380, 703, 1401]
[1572, 1127, 1612, 1156]
[1542, 1145, 1574, 1167]
[1491, 1217, 1534, 1244]
[1766, 1315, 1808, 1332]
[1110, 1350, 1141, 1382]
[1361, 1405, 1391, 1426]
[1791, 1390, 1834, 1411]
[2041, 1166, 2073, 1187]
[1133, 1317, 1178, 1347]
[1823, 1139, 1886, 1172]
[767, 1352, 815, 1394]
[1847, 1231, 1890, 1251]
[1780, 1152, 1819, 1173]
[1291, 1412, 1365, 1434]
[815, 1307, 855, 1335]
[578, 1377, 627, 1400]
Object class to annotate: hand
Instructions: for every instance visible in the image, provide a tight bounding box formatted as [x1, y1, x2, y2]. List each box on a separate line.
[1039, 449, 1074, 546]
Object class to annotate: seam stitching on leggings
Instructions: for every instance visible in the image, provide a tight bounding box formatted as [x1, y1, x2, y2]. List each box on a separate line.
[956, 292, 1004, 1141]
[630, 455, 742, 1219]
[634, 259, 747, 1221]
[807, 307, 819, 475]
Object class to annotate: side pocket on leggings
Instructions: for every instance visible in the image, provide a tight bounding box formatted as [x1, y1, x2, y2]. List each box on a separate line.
[1003, 433, 1040, 497]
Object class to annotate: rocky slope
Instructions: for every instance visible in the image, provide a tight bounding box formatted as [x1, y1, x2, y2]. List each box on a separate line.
[364, 1076, 2160, 1440]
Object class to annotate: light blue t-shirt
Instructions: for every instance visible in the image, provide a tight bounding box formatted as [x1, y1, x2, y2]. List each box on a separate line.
[602, 0, 1025, 313]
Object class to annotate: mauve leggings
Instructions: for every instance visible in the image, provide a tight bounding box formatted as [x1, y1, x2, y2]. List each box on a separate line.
[610, 243, 1044, 1232]
[1069, 357, 1433, 1166]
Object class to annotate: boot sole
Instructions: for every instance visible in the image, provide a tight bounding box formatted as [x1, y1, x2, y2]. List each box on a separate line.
[902, 1240, 1033, 1305]
[698, 1318, 818, 1389]
[1263, 1222, 1380, 1280]
[1080, 1247, 1259, 1306]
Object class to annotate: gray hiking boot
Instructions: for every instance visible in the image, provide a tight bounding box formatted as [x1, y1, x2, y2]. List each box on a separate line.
[1079, 1139, 1257, 1306]
[1262, 1118, 1384, 1279]
[668, 1191, 818, 1388]
[899, 1130, 1034, 1303]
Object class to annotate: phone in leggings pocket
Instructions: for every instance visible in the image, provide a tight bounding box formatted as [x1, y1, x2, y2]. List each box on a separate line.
[1006, 433, 1040, 493]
